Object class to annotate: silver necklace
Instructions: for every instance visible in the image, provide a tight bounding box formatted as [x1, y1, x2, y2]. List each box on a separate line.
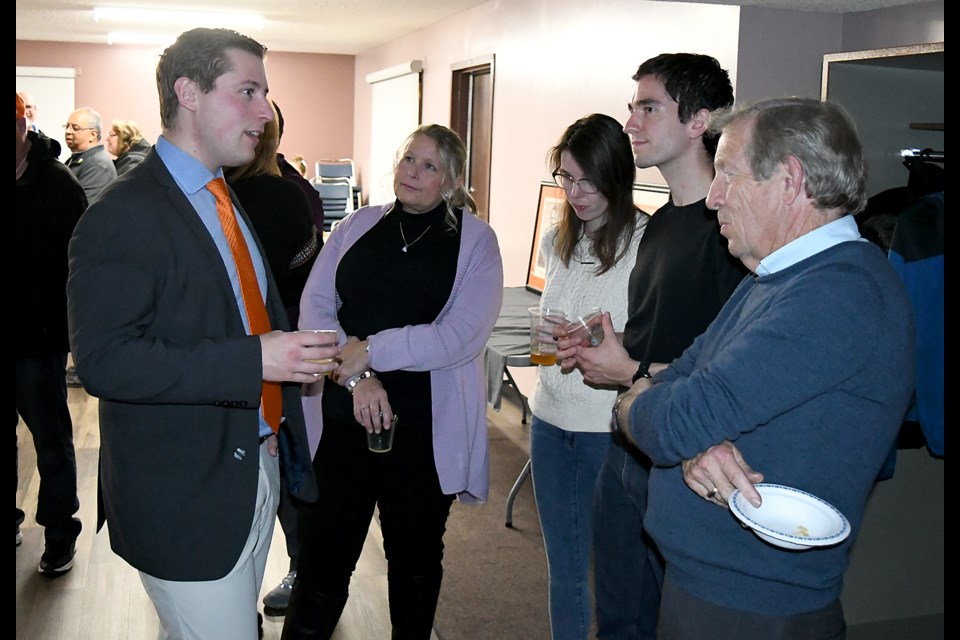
[399, 220, 432, 252]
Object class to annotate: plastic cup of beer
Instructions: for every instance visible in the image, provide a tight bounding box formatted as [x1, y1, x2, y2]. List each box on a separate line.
[528, 307, 568, 366]
[367, 414, 399, 453]
[301, 329, 339, 375]
[565, 307, 604, 347]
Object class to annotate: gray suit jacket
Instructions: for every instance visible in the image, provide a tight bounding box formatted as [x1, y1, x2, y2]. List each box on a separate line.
[67, 149, 317, 581]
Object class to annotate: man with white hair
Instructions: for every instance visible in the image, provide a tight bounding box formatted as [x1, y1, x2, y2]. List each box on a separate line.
[64, 106, 117, 204]
[614, 97, 916, 638]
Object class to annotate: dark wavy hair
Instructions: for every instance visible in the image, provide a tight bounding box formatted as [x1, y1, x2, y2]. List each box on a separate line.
[547, 113, 639, 274]
[633, 53, 734, 159]
[157, 28, 267, 130]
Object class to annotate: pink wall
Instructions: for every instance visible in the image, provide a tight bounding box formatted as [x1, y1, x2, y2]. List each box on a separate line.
[15, 40, 355, 178]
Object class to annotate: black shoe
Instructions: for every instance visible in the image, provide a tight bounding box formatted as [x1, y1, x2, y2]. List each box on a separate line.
[38, 538, 76, 577]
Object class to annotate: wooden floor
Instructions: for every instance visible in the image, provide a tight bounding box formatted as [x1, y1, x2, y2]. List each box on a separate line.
[16, 377, 535, 640]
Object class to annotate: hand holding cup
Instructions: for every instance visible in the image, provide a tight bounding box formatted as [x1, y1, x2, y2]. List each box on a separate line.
[528, 307, 568, 366]
[299, 329, 340, 377]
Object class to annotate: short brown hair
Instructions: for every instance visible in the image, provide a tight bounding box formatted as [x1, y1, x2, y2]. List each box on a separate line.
[156, 28, 266, 130]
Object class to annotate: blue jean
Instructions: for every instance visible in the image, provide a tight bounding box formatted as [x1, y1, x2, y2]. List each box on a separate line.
[530, 416, 611, 640]
[593, 437, 663, 640]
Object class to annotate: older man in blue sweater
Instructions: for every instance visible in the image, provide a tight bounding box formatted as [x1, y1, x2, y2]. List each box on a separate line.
[613, 97, 915, 639]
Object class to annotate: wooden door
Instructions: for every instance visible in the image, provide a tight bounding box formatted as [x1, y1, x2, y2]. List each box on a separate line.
[451, 56, 495, 222]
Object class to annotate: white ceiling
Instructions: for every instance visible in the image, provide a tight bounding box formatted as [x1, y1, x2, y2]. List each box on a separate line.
[16, 0, 934, 56]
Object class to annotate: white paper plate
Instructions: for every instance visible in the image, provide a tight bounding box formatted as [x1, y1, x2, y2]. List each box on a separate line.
[729, 483, 850, 551]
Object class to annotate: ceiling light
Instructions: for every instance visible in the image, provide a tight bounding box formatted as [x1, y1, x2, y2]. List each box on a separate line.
[106, 32, 180, 47]
[93, 7, 265, 31]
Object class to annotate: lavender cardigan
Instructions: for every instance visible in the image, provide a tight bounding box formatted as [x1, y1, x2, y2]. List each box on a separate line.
[299, 203, 504, 503]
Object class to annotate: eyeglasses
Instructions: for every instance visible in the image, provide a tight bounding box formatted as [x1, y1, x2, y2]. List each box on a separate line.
[107, 131, 119, 138]
[62, 124, 96, 132]
[552, 171, 598, 195]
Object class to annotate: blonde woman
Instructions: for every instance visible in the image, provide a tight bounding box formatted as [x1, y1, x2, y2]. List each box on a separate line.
[106, 119, 151, 175]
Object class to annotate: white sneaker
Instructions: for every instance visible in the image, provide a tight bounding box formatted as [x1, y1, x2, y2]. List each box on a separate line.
[263, 570, 296, 611]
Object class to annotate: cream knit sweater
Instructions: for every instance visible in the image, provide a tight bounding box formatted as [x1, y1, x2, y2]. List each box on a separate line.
[528, 215, 647, 432]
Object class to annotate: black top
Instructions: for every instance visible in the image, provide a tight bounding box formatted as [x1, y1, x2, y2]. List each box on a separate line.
[228, 173, 320, 325]
[16, 130, 89, 356]
[323, 200, 462, 425]
[114, 138, 152, 176]
[623, 199, 748, 363]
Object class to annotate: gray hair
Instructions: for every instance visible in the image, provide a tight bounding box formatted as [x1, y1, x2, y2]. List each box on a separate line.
[76, 107, 104, 141]
[708, 97, 867, 215]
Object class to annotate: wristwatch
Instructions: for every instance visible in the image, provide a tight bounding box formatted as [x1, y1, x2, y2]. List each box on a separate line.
[632, 361, 651, 384]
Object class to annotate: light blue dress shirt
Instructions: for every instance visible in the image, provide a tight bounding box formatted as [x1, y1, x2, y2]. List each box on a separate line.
[155, 136, 274, 437]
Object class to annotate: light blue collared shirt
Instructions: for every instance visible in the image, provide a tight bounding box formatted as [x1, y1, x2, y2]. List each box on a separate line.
[755, 215, 865, 277]
[155, 136, 274, 437]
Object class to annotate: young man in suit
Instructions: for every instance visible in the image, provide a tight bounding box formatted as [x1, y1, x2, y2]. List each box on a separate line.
[67, 28, 339, 640]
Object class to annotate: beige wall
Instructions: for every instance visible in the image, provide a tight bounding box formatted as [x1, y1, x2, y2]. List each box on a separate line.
[352, 0, 944, 287]
[15, 0, 944, 288]
[355, 0, 742, 287]
[15, 40, 355, 174]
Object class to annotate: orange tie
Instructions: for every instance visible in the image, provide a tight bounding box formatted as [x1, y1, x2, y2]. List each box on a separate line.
[207, 177, 282, 433]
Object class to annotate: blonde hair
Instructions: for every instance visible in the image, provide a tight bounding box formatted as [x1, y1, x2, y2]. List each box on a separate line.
[290, 154, 308, 177]
[111, 120, 144, 157]
[394, 124, 477, 233]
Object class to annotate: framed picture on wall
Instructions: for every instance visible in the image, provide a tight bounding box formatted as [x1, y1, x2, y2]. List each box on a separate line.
[633, 182, 671, 215]
[526, 182, 565, 293]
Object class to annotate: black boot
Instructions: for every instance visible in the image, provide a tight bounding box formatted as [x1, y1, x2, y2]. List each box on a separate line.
[280, 580, 348, 640]
[388, 571, 443, 640]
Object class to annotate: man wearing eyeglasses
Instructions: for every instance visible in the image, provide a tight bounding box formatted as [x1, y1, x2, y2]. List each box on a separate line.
[64, 107, 117, 205]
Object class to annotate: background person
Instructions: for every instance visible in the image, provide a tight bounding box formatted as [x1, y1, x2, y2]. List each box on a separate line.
[63, 106, 117, 204]
[17, 90, 41, 133]
[275, 102, 325, 235]
[613, 96, 916, 639]
[106, 119, 152, 175]
[67, 28, 335, 640]
[283, 124, 503, 640]
[226, 99, 321, 614]
[16, 91, 88, 576]
[527, 113, 646, 640]
[556, 53, 746, 639]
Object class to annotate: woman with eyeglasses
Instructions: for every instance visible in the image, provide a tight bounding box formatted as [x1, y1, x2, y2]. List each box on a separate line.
[106, 120, 152, 176]
[528, 113, 647, 640]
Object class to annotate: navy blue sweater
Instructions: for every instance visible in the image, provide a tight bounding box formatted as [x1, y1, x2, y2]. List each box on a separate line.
[630, 240, 915, 616]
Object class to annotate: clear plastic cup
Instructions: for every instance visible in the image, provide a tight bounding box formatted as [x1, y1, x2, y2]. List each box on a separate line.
[528, 307, 568, 366]
[300, 329, 339, 376]
[367, 414, 399, 453]
[565, 307, 604, 347]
